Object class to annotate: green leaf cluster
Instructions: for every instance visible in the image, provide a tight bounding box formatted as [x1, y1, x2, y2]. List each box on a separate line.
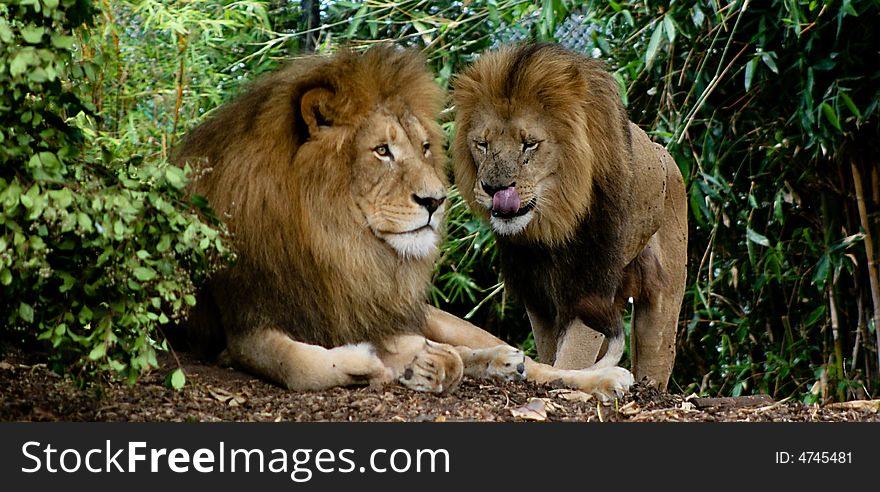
[0, 0, 232, 383]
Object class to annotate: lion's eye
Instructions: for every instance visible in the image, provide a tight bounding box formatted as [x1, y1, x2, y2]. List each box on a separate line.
[422, 141, 431, 156]
[522, 141, 539, 152]
[475, 140, 488, 153]
[373, 144, 393, 160]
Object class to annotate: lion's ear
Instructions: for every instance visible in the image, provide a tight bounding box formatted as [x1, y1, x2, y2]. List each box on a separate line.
[300, 87, 334, 136]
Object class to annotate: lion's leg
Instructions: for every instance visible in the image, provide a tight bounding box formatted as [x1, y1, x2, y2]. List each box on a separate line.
[424, 305, 507, 347]
[551, 318, 604, 370]
[631, 295, 678, 390]
[631, 158, 688, 390]
[631, 243, 686, 390]
[423, 306, 525, 381]
[424, 306, 631, 399]
[527, 364, 634, 402]
[378, 334, 464, 394]
[221, 328, 391, 391]
[525, 309, 560, 365]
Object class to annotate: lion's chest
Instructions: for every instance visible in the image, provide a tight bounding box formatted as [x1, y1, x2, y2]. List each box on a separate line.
[497, 225, 623, 329]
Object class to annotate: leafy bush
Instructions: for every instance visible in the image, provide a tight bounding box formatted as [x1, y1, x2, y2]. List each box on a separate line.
[0, 0, 232, 382]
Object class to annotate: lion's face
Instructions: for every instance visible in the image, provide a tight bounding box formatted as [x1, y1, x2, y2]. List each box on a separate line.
[464, 109, 563, 236]
[351, 108, 447, 259]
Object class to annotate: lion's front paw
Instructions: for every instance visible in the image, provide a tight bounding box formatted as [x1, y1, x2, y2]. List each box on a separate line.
[398, 341, 463, 394]
[586, 366, 634, 402]
[462, 345, 527, 382]
[330, 343, 392, 386]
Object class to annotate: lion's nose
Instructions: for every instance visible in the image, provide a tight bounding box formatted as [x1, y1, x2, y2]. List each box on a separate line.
[481, 181, 516, 197]
[412, 194, 445, 215]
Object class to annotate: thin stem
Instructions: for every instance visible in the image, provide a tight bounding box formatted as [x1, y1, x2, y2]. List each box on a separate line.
[851, 160, 880, 377]
[170, 32, 187, 147]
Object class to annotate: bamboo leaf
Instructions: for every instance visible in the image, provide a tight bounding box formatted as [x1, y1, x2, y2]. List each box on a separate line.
[747, 227, 771, 247]
[663, 15, 676, 43]
[803, 305, 826, 327]
[761, 52, 779, 74]
[839, 92, 862, 119]
[821, 102, 842, 130]
[744, 57, 757, 91]
[645, 24, 664, 68]
[812, 254, 830, 288]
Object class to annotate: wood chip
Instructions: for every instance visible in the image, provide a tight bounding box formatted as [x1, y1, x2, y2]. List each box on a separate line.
[619, 401, 641, 416]
[0, 361, 14, 370]
[690, 395, 774, 409]
[826, 400, 880, 412]
[511, 398, 548, 421]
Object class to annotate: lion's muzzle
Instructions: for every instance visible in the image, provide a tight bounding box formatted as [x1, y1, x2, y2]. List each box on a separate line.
[412, 193, 445, 217]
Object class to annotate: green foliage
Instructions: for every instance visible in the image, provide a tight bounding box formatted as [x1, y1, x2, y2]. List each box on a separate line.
[84, 0, 280, 151]
[0, 0, 232, 382]
[580, 0, 880, 401]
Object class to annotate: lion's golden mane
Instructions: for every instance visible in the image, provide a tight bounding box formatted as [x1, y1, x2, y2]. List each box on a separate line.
[452, 43, 633, 247]
[174, 46, 446, 354]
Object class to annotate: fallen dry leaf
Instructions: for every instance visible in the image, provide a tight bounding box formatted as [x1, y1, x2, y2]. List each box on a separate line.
[207, 386, 247, 406]
[511, 398, 548, 421]
[550, 389, 595, 403]
[0, 361, 14, 371]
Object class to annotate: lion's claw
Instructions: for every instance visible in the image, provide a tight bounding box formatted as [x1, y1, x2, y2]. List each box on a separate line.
[397, 341, 463, 394]
[589, 366, 635, 402]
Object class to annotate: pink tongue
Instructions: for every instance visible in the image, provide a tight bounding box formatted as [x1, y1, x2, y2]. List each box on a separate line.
[492, 187, 521, 214]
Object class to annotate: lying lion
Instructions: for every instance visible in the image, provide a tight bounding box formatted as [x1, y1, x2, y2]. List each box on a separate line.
[174, 45, 631, 399]
[452, 43, 688, 390]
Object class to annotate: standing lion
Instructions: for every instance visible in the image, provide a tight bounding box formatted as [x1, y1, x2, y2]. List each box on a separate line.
[173, 45, 632, 399]
[452, 44, 688, 390]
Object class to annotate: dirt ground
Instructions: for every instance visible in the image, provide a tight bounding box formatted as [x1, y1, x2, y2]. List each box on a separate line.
[2, 347, 879, 422]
